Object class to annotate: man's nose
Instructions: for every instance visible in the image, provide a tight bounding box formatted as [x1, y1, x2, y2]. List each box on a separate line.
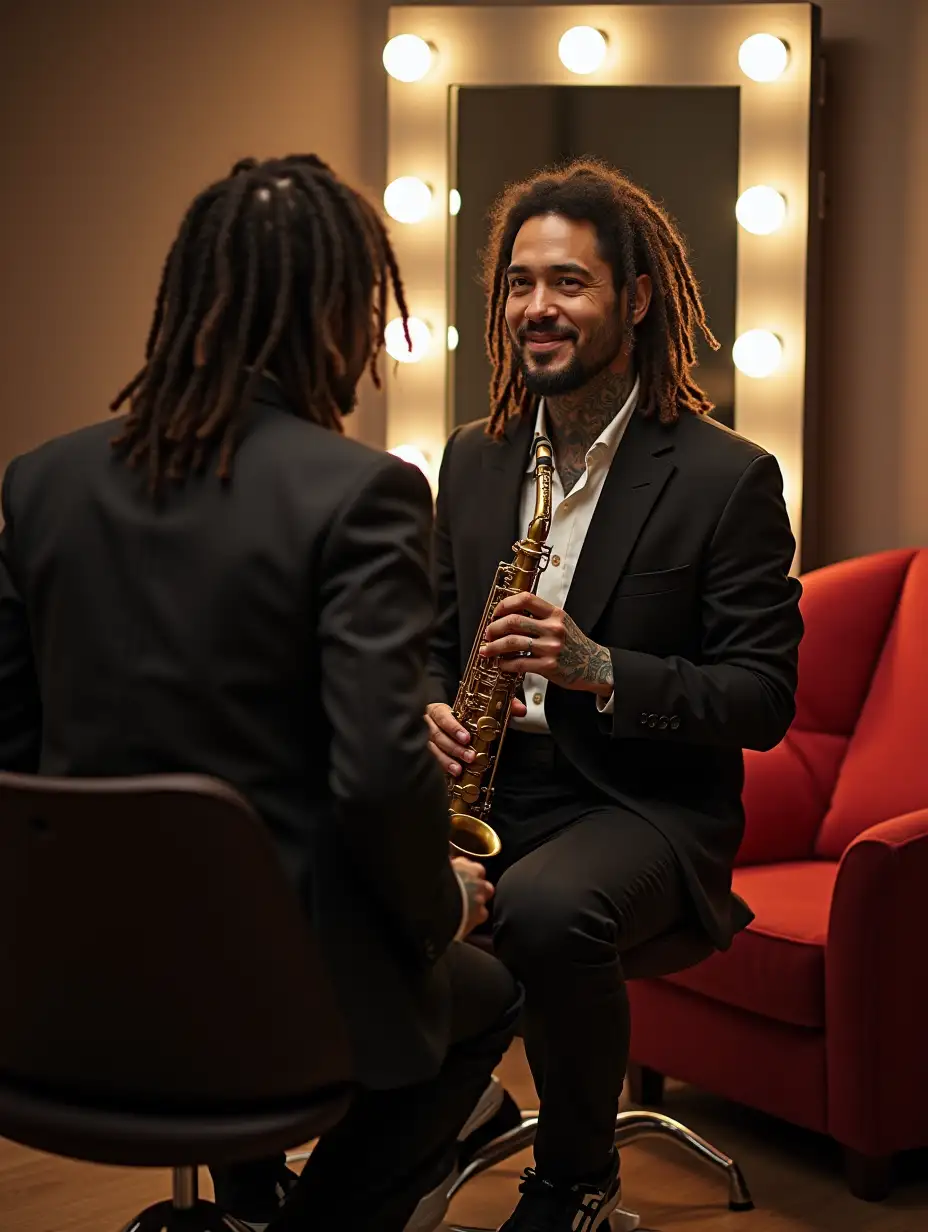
[525, 291, 558, 321]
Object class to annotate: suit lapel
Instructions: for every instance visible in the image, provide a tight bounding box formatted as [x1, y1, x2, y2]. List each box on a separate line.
[565, 411, 677, 633]
[479, 412, 536, 577]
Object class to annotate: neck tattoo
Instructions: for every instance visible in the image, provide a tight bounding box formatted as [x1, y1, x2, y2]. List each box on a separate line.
[545, 369, 636, 495]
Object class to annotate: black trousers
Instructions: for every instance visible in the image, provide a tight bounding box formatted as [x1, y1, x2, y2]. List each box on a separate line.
[211, 941, 520, 1231]
[484, 731, 688, 1182]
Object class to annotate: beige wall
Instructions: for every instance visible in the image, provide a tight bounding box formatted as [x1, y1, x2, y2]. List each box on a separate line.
[2, 0, 926, 564]
[812, 0, 928, 560]
[0, 0, 370, 457]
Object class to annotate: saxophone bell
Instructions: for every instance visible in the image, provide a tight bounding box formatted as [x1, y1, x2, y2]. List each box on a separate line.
[449, 812, 502, 859]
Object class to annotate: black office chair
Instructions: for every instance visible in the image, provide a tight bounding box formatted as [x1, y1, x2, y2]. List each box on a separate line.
[441, 900, 756, 1232]
[0, 772, 356, 1231]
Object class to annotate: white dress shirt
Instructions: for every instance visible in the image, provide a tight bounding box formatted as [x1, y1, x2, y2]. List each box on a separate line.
[510, 377, 640, 735]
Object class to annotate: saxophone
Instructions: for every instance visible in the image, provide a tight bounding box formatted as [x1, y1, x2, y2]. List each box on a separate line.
[448, 433, 554, 858]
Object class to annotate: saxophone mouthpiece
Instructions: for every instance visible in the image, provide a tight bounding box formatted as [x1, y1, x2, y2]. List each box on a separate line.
[532, 434, 554, 470]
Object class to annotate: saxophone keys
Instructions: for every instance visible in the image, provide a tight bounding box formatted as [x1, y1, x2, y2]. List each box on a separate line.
[475, 716, 501, 740]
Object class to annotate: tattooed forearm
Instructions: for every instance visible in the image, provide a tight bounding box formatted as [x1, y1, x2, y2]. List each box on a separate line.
[556, 615, 614, 695]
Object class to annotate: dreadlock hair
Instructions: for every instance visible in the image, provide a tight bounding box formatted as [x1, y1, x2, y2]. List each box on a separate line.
[111, 154, 410, 494]
[483, 158, 719, 437]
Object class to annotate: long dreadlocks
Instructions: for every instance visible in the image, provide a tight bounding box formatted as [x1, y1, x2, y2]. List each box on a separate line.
[111, 154, 409, 493]
[483, 158, 719, 436]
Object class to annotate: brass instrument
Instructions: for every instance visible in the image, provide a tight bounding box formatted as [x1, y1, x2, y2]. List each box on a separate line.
[448, 433, 554, 858]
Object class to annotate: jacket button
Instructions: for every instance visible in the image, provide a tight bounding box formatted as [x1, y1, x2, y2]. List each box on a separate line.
[658, 715, 669, 729]
[648, 714, 657, 727]
[670, 716, 680, 730]
[639, 712, 649, 725]
[424, 941, 436, 960]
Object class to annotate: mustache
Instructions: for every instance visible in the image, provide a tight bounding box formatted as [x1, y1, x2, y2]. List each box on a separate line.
[517, 324, 578, 343]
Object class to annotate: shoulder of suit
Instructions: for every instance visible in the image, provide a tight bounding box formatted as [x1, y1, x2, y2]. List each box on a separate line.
[4, 411, 412, 499]
[670, 411, 770, 468]
[5, 417, 116, 483]
[448, 416, 493, 449]
[27, 409, 394, 466]
[259, 414, 432, 508]
[444, 415, 524, 467]
[448, 410, 767, 458]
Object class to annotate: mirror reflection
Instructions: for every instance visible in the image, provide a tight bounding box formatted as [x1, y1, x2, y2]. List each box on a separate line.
[451, 86, 740, 430]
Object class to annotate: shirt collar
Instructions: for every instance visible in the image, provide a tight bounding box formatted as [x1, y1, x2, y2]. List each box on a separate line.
[525, 376, 641, 473]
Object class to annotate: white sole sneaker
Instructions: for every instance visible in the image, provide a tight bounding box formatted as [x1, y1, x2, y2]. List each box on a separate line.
[588, 1177, 640, 1232]
[404, 1076, 507, 1232]
[608, 1205, 641, 1231]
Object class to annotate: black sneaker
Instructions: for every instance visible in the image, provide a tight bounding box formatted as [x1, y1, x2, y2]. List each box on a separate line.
[230, 1165, 299, 1232]
[498, 1151, 638, 1232]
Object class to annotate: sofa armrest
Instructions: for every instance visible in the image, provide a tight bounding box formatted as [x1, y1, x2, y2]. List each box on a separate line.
[825, 809, 928, 1155]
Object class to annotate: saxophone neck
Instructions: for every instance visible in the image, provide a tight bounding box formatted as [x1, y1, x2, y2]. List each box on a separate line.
[528, 434, 554, 544]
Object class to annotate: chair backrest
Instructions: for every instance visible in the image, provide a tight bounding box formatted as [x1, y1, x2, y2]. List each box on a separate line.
[0, 773, 353, 1109]
[738, 548, 918, 865]
[816, 549, 928, 856]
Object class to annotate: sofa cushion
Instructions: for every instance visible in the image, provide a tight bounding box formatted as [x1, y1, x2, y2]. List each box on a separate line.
[817, 550, 928, 858]
[662, 861, 837, 1029]
[792, 549, 915, 739]
[736, 550, 916, 867]
[738, 731, 847, 865]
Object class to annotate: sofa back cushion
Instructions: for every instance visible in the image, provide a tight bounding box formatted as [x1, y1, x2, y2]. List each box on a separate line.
[816, 550, 928, 857]
[740, 549, 915, 865]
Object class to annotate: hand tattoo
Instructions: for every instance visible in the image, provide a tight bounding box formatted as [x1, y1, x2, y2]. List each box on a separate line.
[556, 614, 614, 694]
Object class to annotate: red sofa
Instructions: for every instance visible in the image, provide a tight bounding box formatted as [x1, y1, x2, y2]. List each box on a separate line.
[626, 548, 928, 1201]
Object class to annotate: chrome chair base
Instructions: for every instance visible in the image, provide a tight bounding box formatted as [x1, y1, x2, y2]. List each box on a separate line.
[445, 1107, 753, 1232]
[120, 1167, 253, 1232]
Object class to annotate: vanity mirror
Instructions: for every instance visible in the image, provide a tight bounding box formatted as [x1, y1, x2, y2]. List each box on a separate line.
[384, 4, 822, 566]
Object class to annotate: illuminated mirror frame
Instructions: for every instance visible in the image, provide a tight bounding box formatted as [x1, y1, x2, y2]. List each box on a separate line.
[385, 4, 823, 568]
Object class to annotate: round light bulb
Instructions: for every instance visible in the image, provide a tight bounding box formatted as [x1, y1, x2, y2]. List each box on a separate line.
[733, 330, 783, 378]
[382, 34, 434, 83]
[735, 185, 787, 235]
[389, 444, 431, 479]
[383, 177, 432, 224]
[558, 26, 608, 75]
[449, 189, 462, 216]
[738, 33, 789, 82]
[447, 325, 459, 351]
[384, 316, 432, 364]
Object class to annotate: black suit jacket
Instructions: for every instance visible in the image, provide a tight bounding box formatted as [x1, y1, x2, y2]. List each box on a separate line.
[428, 407, 804, 950]
[0, 381, 463, 1089]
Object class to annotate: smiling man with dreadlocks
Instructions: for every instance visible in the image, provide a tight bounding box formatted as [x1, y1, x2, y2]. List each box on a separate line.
[425, 159, 803, 1231]
[0, 155, 521, 1232]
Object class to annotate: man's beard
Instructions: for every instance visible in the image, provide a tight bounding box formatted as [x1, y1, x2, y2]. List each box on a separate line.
[513, 324, 623, 397]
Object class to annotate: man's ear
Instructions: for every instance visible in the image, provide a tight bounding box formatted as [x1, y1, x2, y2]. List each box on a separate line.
[632, 274, 652, 325]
